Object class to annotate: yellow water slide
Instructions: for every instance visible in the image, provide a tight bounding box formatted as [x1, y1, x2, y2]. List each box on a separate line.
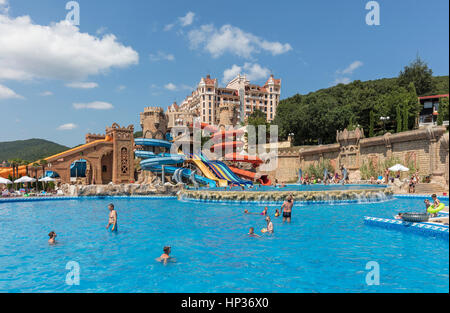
[0, 138, 111, 179]
[189, 158, 228, 187]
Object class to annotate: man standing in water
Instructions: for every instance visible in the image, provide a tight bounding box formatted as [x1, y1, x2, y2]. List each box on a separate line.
[106, 203, 118, 232]
[281, 195, 294, 223]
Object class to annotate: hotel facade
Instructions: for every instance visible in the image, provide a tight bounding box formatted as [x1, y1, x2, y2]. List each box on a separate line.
[166, 74, 281, 129]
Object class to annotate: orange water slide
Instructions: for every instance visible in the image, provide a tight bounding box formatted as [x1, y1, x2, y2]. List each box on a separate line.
[224, 153, 263, 165]
[228, 166, 272, 186]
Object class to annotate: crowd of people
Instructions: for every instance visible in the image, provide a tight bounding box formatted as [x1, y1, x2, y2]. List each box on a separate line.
[246, 195, 294, 237]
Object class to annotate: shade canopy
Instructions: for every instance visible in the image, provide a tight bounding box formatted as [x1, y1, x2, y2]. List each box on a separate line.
[39, 177, 56, 182]
[0, 177, 13, 184]
[388, 164, 409, 172]
[14, 176, 37, 183]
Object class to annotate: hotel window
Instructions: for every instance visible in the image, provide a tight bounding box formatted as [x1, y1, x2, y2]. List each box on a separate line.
[270, 94, 273, 99]
[270, 87, 272, 92]
[209, 102, 211, 108]
[270, 114, 273, 119]
[209, 95, 211, 100]
[209, 109, 211, 114]
[208, 88, 211, 92]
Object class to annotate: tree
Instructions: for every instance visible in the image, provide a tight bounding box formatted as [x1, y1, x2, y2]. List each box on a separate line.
[246, 110, 270, 145]
[398, 56, 434, 96]
[437, 97, 449, 125]
[396, 104, 402, 133]
[369, 110, 375, 137]
[39, 159, 48, 178]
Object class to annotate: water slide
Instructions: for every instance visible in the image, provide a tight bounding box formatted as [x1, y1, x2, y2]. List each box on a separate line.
[0, 138, 111, 179]
[136, 138, 217, 187]
[199, 154, 252, 186]
[190, 154, 228, 187]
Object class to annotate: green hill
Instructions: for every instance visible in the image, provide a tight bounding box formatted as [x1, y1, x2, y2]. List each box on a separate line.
[274, 75, 449, 145]
[0, 139, 69, 162]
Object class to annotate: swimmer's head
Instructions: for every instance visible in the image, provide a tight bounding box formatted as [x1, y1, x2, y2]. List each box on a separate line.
[48, 231, 56, 238]
[431, 194, 437, 199]
[265, 216, 271, 222]
[249, 227, 254, 234]
[108, 203, 114, 210]
[424, 199, 430, 204]
[244, 209, 249, 213]
[163, 246, 171, 255]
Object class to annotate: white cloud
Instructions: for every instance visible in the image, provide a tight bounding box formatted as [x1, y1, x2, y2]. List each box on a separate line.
[0, 0, 9, 14]
[96, 26, 108, 35]
[57, 123, 77, 130]
[164, 23, 175, 31]
[0, 15, 139, 82]
[116, 85, 126, 91]
[223, 63, 271, 83]
[149, 51, 175, 62]
[164, 83, 177, 91]
[338, 61, 363, 75]
[0, 83, 23, 99]
[65, 82, 99, 89]
[179, 12, 195, 27]
[333, 77, 351, 85]
[165, 11, 196, 31]
[163, 83, 192, 92]
[188, 24, 292, 59]
[39, 91, 53, 96]
[73, 101, 113, 110]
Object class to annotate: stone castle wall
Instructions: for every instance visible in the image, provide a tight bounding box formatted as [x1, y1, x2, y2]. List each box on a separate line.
[267, 126, 449, 187]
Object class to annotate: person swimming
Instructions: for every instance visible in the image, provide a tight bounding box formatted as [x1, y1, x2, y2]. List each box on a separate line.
[275, 209, 280, 217]
[265, 216, 274, 233]
[48, 231, 57, 244]
[156, 246, 175, 264]
[261, 207, 268, 216]
[248, 227, 261, 237]
[244, 209, 259, 215]
[106, 203, 118, 232]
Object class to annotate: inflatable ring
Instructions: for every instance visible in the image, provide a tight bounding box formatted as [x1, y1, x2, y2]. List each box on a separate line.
[261, 228, 268, 233]
[427, 203, 445, 214]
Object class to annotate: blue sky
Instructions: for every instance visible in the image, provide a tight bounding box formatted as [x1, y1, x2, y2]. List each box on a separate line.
[0, 0, 448, 147]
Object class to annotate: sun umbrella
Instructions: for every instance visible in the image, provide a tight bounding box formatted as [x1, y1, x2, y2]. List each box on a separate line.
[0, 177, 13, 184]
[14, 176, 37, 183]
[39, 177, 56, 182]
[388, 164, 409, 172]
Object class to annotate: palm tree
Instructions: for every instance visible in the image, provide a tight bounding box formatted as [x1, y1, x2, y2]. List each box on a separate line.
[31, 163, 40, 190]
[39, 159, 48, 178]
[21, 160, 30, 176]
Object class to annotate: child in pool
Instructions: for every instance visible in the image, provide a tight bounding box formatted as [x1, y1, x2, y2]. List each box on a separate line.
[275, 209, 280, 217]
[261, 207, 268, 216]
[248, 227, 261, 238]
[48, 231, 57, 244]
[156, 246, 175, 264]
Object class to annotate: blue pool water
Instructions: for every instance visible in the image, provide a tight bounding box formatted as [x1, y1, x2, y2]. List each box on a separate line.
[0, 197, 448, 293]
[193, 184, 388, 192]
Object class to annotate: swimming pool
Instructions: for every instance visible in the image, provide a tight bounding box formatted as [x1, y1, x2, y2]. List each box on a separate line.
[0, 197, 448, 293]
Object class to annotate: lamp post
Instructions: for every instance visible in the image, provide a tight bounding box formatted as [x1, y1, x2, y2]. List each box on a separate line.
[380, 116, 390, 134]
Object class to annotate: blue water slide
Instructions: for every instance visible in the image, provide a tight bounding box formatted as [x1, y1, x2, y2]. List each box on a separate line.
[135, 138, 172, 149]
[144, 165, 216, 187]
[136, 138, 216, 187]
[70, 159, 86, 177]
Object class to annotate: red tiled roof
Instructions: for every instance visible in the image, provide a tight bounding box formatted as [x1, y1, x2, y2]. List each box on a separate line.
[418, 94, 449, 100]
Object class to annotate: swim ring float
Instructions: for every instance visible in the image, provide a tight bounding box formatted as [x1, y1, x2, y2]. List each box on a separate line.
[427, 203, 445, 214]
